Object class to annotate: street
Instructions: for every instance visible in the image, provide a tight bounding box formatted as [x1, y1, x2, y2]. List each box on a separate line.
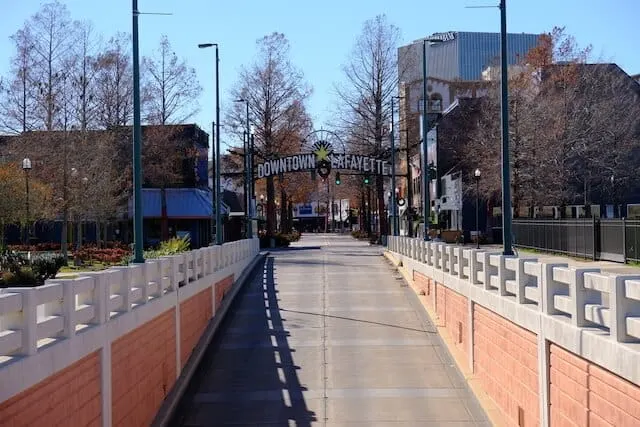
[173, 235, 489, 426]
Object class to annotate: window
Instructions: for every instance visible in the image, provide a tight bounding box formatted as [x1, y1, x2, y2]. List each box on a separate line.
[429, 93, 443, 112]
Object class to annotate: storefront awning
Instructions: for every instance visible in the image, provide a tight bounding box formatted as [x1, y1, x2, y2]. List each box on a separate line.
[128, 188, 229, 219]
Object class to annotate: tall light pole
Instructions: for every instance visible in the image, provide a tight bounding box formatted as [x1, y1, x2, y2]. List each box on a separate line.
[235, 98, 251, 238]
[389, 108, 397, 237]
[422, 37, 443, 241]
[250, 127, 255, 231]
[22, 158, 32, 244]
[499, 0, 513, 255]
[132, 0, 144, 263]
[198, 42, 222, 245]
[474, 168, 481, 249]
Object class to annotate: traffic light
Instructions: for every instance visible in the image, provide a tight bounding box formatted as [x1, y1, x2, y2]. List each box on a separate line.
[335, 172, 341, 185]
[363, 174, 370, 185]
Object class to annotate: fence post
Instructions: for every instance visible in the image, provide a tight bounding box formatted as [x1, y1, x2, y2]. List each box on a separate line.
[622, 217, 627, 264]
[592, 215, 597, 261]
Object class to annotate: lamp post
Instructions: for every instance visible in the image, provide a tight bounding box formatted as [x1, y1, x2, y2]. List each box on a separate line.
[198, 42, 222, 245]
[422, 37, 444, 241]
[235, 98, 251, 238]
[474, 168, 481, 249]
[389, 109, 397, 237]
[499, 0, 513, 255]
[250, 126, 255, 230]
[22, 158, 32, 244]
[132, 0, 144, 262]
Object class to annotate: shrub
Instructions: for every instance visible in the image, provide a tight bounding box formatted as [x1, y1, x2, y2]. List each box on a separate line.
[1, 268, 38, 288]
[0, 250, 29, 274]
[30, 253, 66, 281]
[144, 236, 191, 259]
[158, 236, 191, 254]
[0, 250, 63, 288]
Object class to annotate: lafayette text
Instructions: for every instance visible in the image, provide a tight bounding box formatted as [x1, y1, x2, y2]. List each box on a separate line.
[256, 153, 391, 178]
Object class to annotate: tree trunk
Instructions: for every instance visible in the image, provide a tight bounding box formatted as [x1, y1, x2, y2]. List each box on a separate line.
[160, 186, 169, 241]
[287, 201, 293, 233]
[61, 209, 69, 262]
[266, 176, 276, 235]
[96, 220, 102, 248]
[279, 190, 287, 233]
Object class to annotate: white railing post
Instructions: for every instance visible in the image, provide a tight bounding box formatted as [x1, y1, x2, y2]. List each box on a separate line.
[481, 253, 496, 291]
[84, 273, 108, 324]
[610, 274, 640, 342]
[569, 268, 601, 327]
[4, 288, 37, 355]
[469, 250, 481, 285]
[497, 256, 516, 296]
[515, 259, 536, 304]
[540, 263, 568, 315]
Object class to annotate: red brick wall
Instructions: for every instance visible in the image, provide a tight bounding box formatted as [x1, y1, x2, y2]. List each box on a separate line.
[111, 308, 177, 427]
[180, 288, 213, 367]
[473, 305, 539, 426]
[214, 275, 234, 311]
[550, 344, 640, 427]
[436, 283, 446, 324]
[0, 351, 101, 427]
[413, 271, 436, 311]
[442, 287, 469, 357]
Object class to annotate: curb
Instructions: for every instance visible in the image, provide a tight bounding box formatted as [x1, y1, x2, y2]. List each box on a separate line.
[151, 251, 268, 427]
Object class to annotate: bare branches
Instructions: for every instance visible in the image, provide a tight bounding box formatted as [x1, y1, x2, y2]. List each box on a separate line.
[93, 33, 134, 128]
[334, 15, 400, 155]
[142, 35, 202, 125]
[458, 27, 640, 216]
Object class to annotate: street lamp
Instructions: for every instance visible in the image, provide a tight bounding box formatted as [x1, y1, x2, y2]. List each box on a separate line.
[198, 42, 222, 245]
[422, 37, 444, 241]
[499, 0, 513, 255]
[235, 98, 251, 238]
[474, 168, 481, 249]
[132, 0, 144, 263]
[22, 158, 32, 244]
[389, 117, 397, 236]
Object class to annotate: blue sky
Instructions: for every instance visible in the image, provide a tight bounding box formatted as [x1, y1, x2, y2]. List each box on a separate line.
[1, 0, 639, 154]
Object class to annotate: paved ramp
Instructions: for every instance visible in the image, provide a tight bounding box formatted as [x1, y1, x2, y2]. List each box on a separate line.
[173, 235, 489, 426]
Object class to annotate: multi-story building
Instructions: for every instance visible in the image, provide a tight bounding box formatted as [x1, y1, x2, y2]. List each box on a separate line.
[396, 31, 540, 235]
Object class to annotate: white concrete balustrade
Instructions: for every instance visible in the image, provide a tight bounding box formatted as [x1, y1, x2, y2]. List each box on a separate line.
[387, 236, 640, 386]
[0, 238, 260, 406]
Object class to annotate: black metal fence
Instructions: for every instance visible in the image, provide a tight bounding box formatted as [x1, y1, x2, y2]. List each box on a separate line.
[513, 219, 640, 263]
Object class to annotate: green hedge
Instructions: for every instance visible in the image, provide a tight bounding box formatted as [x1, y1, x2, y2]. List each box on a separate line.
[0, 251, 66, 288]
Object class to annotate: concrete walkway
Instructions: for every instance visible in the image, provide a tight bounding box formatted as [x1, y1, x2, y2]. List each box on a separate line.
[172, 234, 489, 426]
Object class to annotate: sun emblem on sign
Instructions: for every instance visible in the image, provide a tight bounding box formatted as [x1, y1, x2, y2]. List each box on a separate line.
[312, 140, 333, 162]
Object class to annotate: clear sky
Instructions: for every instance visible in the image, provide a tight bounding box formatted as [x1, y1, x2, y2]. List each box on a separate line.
[1, 0, 639, 153]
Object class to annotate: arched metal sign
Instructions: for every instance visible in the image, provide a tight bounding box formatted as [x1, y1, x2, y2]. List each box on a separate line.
[256, 129, 392, 179]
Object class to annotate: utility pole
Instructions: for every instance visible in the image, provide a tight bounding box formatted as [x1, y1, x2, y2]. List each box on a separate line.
[131, 0, 144, 263]
[500, 0, 514, 255]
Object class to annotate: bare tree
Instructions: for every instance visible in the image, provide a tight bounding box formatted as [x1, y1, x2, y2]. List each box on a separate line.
[228, 32, 312, 235]
[26, 1, 76, 131]
[69, 20, 100, 131]
[94, 33, 134, 128]
[334, 15, 401, 238]
[142, 35, 201, 125]
[0, 27, 39, 133]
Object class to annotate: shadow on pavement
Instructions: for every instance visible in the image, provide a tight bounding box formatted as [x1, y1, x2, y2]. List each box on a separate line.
[268, 245, 322, 251]
[279, 308, 435, 333]
[171, 256, 318, 426]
